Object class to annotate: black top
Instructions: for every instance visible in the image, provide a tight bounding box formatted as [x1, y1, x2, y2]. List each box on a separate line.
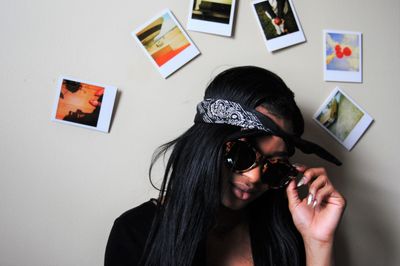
[105, 200, 157, 266]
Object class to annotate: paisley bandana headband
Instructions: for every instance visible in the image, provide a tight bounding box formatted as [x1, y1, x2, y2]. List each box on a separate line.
[194, 99, 342, 166]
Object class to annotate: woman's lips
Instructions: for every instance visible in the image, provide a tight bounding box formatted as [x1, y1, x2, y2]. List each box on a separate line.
[231, 183, 256, 201]
[232, 187, 251, 200]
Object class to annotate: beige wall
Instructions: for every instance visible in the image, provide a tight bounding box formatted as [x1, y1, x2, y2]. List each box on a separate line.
[1, 0, 399, 265]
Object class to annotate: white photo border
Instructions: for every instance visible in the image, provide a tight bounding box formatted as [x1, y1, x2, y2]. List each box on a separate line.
[187, 0, 237, 37]
[251, 0, 306, 52]
[323, 29, 363, 83]
[51, 76, 117, 133]
[313, 87, 373, 150]
[133, 9, 200, 79]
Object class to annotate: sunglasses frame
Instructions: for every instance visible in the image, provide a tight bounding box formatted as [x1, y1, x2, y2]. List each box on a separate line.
[224, 139, 298, 189]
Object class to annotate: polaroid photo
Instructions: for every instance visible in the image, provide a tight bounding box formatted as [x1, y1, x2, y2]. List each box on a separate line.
[251, 0, 305, 52]
[187, 0, 237, 37]
[133, 9, 200, 79]
[313, 87, 373, 150]
[324, 30, 362, 83]
[51, 76, 117, 133]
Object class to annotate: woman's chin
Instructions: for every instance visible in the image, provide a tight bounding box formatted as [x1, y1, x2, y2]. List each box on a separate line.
[221, 188, 255, 210]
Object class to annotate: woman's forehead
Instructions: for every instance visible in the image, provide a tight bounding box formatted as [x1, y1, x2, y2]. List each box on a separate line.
[254, 135, 287, 156]
[255, 105, 293, 133]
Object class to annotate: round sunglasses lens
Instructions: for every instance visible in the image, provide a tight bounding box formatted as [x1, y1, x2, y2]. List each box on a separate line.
[262, 161, 297, 188]
[228, 141, 256, 171]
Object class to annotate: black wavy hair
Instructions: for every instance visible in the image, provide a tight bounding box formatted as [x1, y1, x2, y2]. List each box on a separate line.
[142, 66, 305, 265]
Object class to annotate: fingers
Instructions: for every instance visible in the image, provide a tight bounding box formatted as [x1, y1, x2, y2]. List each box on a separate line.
[312, 183, 334, 208]
[308, 172, 329, 201]
[292, 163, 307, 173]
[301, 167, 339, 209]
[297, 167, 327, 187]
[290, 165, 345, 208]
[286, 179, 301, 211]
[291, 163, 307, 187]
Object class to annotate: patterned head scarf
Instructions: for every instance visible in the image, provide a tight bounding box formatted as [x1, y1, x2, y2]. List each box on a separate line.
[195, 99, 342, 166]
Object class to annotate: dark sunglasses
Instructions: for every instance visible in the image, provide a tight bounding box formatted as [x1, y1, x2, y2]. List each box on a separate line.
[224, 139, 298, 189]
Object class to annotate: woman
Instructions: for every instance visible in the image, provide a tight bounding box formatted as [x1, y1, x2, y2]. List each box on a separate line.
[105, 66, 346, 265]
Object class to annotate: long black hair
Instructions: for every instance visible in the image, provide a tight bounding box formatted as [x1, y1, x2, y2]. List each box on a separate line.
[142, 66, 305, 265]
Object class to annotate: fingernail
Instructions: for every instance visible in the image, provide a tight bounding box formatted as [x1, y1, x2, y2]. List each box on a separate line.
[297, 176, 306, 187]
[307, 193, 313, 205]
[312, 200, 317, 208]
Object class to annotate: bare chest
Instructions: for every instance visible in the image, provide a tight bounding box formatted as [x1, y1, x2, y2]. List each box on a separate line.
[206, 227, 253, 266]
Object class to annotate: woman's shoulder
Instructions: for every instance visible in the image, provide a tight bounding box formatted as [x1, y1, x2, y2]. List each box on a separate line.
[105, 199, 158, 265]
[109, 198, 158, 238]
[116, 198, 158, 226]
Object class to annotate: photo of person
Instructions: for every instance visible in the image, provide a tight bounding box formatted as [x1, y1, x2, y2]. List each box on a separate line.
[134, 9, 200, 78]
[254, 0, 299, 40]
[191, 0, 233, 24]
[252, 0, 305, 52]
[323, 30, 362, 82]
[314, 87, 373, 150]
[52, 77, 117, 132]
[55, 79, 104, 127]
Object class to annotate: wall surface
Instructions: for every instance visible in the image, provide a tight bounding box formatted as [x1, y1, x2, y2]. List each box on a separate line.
[1, 0, 399, 265]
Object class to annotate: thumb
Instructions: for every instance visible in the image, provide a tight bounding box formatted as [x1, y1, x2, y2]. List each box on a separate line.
[286, 179, 301, 210]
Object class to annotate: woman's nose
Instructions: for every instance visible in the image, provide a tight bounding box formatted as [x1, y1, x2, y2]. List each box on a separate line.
[243, 165, 263, 184]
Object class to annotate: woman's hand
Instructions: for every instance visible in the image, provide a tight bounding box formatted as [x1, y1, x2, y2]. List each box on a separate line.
[286, 165, 346, 244]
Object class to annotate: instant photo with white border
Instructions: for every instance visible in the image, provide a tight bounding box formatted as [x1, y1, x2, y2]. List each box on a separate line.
[187, 0, 237, 37]
[313, 87, 373, 150]
[51, 76, 117, 133]
[323, 30, 362, 83]
[251, 0, 305, 52]
[133, 9, 200, 79]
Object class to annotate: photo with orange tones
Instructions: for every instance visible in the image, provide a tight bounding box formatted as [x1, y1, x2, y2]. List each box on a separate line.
[134, 9, 200, 78]
[52, 77, 117, 132]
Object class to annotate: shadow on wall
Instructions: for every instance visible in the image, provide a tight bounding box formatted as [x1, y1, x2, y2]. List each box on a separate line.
[334, 175, 398, 266]
[108, 90, 122, 132]
[298, 109, 397, 266]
